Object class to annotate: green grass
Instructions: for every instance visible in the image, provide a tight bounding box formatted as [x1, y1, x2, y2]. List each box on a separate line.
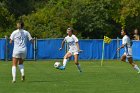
[0, 60, 140, 93]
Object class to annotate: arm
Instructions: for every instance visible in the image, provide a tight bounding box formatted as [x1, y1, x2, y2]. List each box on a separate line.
[59, 40, 65, 50]
[76, 42, 80, 51]
[10, 32, 14, 44]
[117, 37, 127, 51]
[10, 39, 13, 44]
[30, 39, 34, 44]
[27, 32, 34, 44]
[117, 44, 125, 51]
[73, 35, 80, 51]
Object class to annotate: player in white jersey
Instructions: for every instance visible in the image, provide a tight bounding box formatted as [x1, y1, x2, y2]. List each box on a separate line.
[117, 29, 140, 73]
[59, 27, 82, 72]
[10, 21, 33, 83]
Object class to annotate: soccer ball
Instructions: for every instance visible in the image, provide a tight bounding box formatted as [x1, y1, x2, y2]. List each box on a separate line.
[54, 62, 61, 68]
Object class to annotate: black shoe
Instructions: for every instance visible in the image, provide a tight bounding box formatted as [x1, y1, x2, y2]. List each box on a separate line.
[21, 76, 25, 82]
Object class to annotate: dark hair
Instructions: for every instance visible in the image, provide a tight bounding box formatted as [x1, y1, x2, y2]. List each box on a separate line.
[17, 20, 24, 29]
[67, 27, 74, 32]
[122, 29, 129, 36]
[123, 29, 134, 40]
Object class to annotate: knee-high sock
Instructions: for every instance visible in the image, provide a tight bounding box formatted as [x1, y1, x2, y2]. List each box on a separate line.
[12, 66, 16, 81]
[63, 59, 67, 67]
[18, 64, 24, 76]
[134, 65, 140, 72]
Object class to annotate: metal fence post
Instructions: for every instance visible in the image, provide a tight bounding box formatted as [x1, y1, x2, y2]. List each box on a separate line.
[117, 37, 120, 60]
[5, 36, 8, 62]
[34, 37, 37, 61]
[33, 37, 36, 61]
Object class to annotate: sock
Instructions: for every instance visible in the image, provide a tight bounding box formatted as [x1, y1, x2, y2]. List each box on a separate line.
[77, 64, 82, 72]
[18, 64, 24, 76]
[63, 58, 67, 68]
[12, 66, 16, 81]
[134, 65, 140, 72]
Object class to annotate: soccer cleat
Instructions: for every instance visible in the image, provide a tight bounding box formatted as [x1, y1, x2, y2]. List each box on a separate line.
[12, 80, 16, 83]
[59, 66, 65, 70]
[21, 76, 25, 82]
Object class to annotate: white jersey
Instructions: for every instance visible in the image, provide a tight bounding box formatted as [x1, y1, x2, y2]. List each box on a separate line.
[122, 35, 132, 57]
[64, 35, 78, 52]
[10, 29, 32, 54]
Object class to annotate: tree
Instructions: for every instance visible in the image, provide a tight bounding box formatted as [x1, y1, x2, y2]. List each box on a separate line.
[22, 0, 88, 38]
[109, 0, 140, 38]
[0, 1, 15, 37]
[1, 0, 140, 39]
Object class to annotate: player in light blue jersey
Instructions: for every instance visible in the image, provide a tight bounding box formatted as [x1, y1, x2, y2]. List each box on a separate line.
[10, 21, 33, 83]
[117, 29, 140, 73]
[59, 27, 82, 72]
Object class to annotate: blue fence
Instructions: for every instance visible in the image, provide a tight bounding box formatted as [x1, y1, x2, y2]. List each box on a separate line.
[0, 38, 140, 60]
[37, 39, 65, 59]
[0, 39, 6, 60]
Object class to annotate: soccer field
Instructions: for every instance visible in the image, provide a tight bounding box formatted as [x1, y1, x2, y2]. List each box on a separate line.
[0, 60, 140, 93]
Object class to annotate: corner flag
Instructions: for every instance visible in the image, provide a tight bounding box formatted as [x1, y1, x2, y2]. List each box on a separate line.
[101, 36, 112, 66]
[104, 36, 112, 44]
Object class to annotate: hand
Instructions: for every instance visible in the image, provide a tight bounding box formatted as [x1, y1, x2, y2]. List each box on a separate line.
[117, 48, 120, 51]
[78, 49, 83, 53]
[59, 48, 62, 51]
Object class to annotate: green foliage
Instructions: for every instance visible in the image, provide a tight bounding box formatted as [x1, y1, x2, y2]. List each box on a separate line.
[23, 0, 88, 38]
[0, 2, 15, 37]
[75, 0, 112, 38]
[112, 0, 140, 29]
[1, 0, 140, 38]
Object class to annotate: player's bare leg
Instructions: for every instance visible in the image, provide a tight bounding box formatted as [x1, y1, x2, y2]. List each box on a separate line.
[59, 52, 72, 70]
[18, 58, 25, 81]
[63, 52, 72, 67]
[128, 57, 135, 67]
[74, 54, 82, 72]
[12, 57, 18, 83]
[121, 55, 126, 62]
[128, 57, 140, 73]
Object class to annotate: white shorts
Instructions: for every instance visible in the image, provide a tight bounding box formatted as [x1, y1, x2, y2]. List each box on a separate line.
[124, 48, 132, 58]
[68, 50, 79, 55]
[12, 52, 26, 59]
